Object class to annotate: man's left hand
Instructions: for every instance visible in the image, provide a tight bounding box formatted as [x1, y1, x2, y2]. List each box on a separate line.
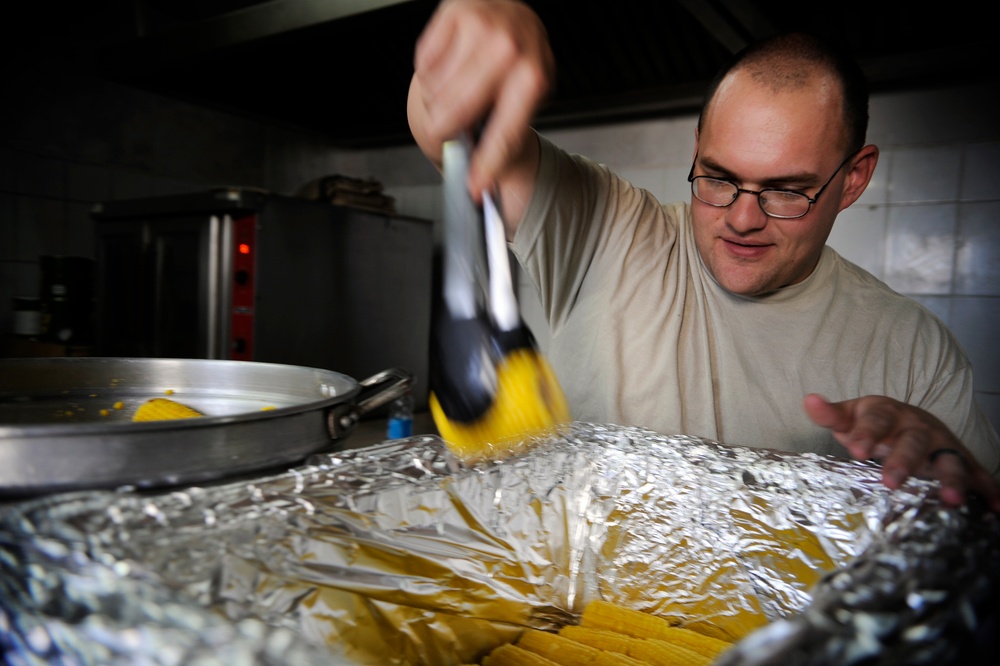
[803, 393, 1000, 511]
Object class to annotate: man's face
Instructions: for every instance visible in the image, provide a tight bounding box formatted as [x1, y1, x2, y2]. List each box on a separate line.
[691, 70, 852, 297]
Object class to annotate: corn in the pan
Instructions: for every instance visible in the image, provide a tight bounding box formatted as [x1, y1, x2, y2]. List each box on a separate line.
[559, 626, 710, 666]
[514, 629, 643, 666]
[479, 600, 732, 665]
[482, 643, 559, 666]
[132, 397, 203, 422]
[580, 599, 733, 659]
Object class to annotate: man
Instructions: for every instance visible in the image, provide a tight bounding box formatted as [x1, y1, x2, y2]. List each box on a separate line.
[407, 0, 1000, 509]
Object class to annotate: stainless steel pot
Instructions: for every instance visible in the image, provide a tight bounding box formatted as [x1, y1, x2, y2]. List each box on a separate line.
[0, 357, 411, 494]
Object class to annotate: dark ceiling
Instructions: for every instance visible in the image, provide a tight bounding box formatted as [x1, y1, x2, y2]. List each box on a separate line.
[34, 1, 1000, 148]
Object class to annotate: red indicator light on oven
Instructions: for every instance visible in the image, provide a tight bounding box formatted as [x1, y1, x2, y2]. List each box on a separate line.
[238, 243, 251, 255]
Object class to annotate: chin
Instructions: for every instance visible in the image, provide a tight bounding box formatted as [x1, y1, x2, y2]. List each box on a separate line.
[715, 271, 776, 297]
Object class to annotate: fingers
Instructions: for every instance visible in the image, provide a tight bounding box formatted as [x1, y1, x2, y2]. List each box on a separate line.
[409, 0, 553, 190]
[802, 393, 853, 430]
[928, 449, 969, 506]
[878, 425, 932, 489]
[469, 57, 550, 194]
[846, 401, 900, 454]
[921, 449, 1000, 511]
[804, 394, 1000, 511]
[803, 394, 890, 460]
[413, 0, 459, 76]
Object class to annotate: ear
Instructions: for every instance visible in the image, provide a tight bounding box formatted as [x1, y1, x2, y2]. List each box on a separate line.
[838, 145, 879, 212]
[693, 127, 700, 160]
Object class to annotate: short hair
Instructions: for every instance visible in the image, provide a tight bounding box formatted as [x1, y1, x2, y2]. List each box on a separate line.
[698, 33, 870, 154]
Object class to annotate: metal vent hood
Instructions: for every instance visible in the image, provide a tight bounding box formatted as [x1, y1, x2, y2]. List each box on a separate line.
[97, 0, 998, 148]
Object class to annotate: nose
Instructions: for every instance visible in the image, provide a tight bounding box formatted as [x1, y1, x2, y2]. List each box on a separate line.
[725, 189, 768, 234]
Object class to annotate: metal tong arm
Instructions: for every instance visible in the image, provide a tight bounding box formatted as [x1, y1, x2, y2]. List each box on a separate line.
[441, 135, 520, 330]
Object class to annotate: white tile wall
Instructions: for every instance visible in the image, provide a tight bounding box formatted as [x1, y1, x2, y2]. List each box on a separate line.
[956, 201, 1000, 295]
[961, 141, 1000, 201]
[951, 297, 1000, 393]
[826, 203, 887, 280]
[888, 145, 962, 203]
[883, 203, 957, 295]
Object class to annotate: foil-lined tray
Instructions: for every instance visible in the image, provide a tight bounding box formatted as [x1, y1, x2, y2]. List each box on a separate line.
[1, 423, 998, 665]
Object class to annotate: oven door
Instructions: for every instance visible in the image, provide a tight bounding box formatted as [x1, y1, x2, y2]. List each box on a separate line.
[94, 214, 232, 359]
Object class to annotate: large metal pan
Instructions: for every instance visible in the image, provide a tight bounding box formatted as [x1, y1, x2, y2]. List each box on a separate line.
[0, 357, 411, 495]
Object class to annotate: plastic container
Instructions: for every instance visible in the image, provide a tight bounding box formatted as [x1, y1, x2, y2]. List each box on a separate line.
[387, 392, 414, 439]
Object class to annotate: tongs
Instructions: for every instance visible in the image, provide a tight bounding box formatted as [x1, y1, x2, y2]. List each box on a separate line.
[428, 135, 570, 459]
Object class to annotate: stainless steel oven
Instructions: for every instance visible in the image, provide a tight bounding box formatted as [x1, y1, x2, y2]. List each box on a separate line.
[91, 188, 434, 407]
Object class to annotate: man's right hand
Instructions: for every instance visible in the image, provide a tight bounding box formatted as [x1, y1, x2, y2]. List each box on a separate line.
[407, 0, 554, 230]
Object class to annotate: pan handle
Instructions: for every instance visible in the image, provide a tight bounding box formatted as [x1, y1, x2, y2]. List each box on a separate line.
[326, 368, 413, 439]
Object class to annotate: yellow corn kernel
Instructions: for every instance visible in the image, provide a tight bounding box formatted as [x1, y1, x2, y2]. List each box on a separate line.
[113, 401, 124, 410]
[516, 628, 602, 665]
[482, 643, 561, 666]
[132, 398, 203, 422]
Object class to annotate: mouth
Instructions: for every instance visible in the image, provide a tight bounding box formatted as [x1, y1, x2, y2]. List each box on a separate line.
[721, 237, 773, 259]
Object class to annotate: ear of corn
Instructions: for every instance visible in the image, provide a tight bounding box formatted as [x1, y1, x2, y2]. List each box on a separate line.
[581, 599, 674, 638]
[579, 600, 732, 659]
[481, 600, 733, 665]
[557, 626, 712, 666]
[132, 397, 203, 422]
[646, 630, 730, 659]
[630, 638, 712, 666]
[558, 625, 635, 654]
[591, 651, 647, 666]
[516, 629, 596, 664]
[431, 349, 570, 462]
[481, 643, 561, 666]
[516, 628, 602, 665]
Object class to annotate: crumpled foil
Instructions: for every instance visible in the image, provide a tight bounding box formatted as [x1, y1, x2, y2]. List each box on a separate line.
[1, 423, 997, 665]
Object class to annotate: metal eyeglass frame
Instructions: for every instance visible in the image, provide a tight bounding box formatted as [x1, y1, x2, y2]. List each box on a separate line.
[687, 151, 857, 219]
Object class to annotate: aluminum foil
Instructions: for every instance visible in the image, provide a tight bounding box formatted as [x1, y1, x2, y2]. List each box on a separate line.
[1, 423, 997, 665]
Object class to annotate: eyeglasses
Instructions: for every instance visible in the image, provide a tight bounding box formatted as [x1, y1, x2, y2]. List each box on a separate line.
[687, 152, 856, 219]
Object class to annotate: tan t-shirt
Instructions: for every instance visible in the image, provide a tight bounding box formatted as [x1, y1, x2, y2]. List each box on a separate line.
[512, 135, 1000, 476]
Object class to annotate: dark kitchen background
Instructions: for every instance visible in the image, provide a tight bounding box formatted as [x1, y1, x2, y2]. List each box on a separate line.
[0, 0, 998, 433]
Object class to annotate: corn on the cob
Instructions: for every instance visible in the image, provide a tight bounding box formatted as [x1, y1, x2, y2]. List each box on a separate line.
[132, 397, 203, 422]
[558, 625, 635, 654]
[496, 629, 647, 666]
[591, 652, 646, 666]
[630, 638, 712, 666]
[554, 627, 645, 665]
[482, 598, 736, 666]
[482, 643, 561, 666]
[516, 629, 603, 665]
[579, 600, 732, 659]
[558, 626, 711, 666]
[646, 629, 730, 659]
[431, 349, 570, 461]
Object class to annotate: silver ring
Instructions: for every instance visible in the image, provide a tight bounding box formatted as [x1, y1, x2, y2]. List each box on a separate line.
[928, 448, 965, 465]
